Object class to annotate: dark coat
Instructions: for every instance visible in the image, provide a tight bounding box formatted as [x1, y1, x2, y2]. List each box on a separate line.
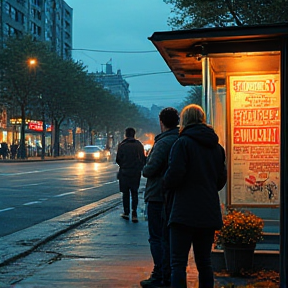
[143, 127, 179, 202]
[163, 123, 227, 230]
[116, 137, 145, 178]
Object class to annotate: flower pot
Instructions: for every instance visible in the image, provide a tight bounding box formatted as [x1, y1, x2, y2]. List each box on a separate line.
[223, 243, 256, 275]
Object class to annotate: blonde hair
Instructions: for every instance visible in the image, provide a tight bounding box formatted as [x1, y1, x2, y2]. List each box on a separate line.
[179, 104, 206, 133]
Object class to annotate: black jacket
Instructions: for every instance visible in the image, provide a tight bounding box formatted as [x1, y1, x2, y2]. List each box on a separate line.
[163, 123, 227, 230]
[143, 127, 179, 202]
[116, 137, 145, 177]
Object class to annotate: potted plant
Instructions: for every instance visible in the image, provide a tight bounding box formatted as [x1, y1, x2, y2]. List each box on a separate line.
[215, 209, 264, 275]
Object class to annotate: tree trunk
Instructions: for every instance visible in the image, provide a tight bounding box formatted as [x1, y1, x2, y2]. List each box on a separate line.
[19, 104, 26, 159]
[89, 125, 92, 145]
[72, 126, 76, 152]
[53, 119, 60, 156]
[41, 111, 46, 160]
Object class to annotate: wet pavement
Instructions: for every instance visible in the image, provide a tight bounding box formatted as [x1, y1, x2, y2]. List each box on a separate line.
[0, 182, 200, 288]
[0, 164, 278, 287]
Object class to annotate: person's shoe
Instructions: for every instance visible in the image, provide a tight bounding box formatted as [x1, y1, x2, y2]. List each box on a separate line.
[132, 211, 138, 223]
[121, 213, 129, 220]
[140, 277, 163, 287]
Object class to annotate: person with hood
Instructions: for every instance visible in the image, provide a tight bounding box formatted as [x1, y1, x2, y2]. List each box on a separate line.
[116, 127, 146, 223]
[140, 107, 179, 288]
[163, 104, 227, 288]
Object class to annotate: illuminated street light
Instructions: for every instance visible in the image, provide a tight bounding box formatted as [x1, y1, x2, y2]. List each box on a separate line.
[28, 58, 37, 66]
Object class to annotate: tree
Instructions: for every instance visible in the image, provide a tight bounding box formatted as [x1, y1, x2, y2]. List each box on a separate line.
[39, 54, 88, 156]
[0, 36, 161, 158]
[0, 35, 52, 158]
[164, 0, 288, 29]
[177, 86, 202, 111]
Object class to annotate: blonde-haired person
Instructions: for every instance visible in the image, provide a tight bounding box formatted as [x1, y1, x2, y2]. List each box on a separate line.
[163, 104, 227, 288]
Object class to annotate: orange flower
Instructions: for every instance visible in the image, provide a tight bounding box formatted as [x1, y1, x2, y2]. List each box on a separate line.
[215, 209, 264, 247]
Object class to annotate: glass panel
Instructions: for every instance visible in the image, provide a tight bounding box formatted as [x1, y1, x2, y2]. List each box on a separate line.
[207, 51, 281, 208]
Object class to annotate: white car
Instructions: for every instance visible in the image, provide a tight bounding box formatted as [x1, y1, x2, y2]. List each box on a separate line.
[76, 145, 111, 162]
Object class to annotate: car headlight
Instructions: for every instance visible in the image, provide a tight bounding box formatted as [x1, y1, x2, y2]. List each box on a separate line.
[78, 152, 85, 158]
[93, 152, 100, 158]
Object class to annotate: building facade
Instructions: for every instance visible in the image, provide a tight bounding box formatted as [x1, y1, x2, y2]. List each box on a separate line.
[92, 63, 130, 102]
[0, 0, 72, 58]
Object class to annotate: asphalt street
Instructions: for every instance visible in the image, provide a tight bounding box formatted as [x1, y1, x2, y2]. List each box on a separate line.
[0, 159, 119, 237]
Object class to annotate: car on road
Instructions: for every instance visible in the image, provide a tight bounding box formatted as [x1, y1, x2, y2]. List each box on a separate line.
[76, 145, 111, 162]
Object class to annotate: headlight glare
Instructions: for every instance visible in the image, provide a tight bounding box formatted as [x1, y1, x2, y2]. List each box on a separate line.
[94, 152, 100, 158]
[78, 152, 84, 158]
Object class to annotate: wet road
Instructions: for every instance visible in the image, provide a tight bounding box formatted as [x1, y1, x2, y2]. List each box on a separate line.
[0, 160, 119, 237]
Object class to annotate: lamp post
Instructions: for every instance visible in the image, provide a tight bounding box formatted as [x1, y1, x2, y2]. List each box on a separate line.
[19, 58, 38, 159]
[29, 58, 46, 160]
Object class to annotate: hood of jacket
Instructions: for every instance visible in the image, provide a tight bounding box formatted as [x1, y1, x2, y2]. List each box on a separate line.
[180, 123, 219, 148]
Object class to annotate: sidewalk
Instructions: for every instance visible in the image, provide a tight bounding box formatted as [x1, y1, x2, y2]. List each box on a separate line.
[0, 186, 200, 288]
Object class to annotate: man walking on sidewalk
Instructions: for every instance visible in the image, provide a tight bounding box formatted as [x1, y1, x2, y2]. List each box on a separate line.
[140, 107, 179, 288]
[116, 127, 146, 223]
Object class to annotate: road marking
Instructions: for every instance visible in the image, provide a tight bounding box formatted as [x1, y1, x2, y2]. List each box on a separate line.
[54, 181, 118, 197]
[21, 183, 47, 187]
[0, 167, 67, 176]
[0, 180, 119, 211]
[0, 207, 15, 213]
[103, 181, 118, 185]
[54, 192, 76, 197]
[23, 201, 41, 205]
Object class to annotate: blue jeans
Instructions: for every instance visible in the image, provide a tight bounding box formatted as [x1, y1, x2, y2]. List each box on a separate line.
[170, 223, 215, 288]
[147, 201, 164, 279]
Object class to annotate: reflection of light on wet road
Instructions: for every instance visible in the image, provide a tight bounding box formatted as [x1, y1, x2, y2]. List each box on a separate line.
[76, 163, 85, 172]
[76, 162, 100, 173]
[93, 163, 100, 171]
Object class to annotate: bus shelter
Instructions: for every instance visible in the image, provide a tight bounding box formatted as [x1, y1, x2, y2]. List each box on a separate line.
[149, 23, 288, 286]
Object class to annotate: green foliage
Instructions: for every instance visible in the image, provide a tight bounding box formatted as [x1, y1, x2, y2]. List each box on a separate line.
[177, 86, 202, 111]
[163, 0, 288, 29]
[0, 35, 157, 154]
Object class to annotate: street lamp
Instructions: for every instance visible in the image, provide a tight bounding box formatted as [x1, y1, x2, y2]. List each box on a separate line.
[19, 57, 39, 159]
[28, 58, 37, 67]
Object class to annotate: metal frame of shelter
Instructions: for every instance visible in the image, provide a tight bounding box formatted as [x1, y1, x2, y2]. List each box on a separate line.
[149, 23, 288, 287]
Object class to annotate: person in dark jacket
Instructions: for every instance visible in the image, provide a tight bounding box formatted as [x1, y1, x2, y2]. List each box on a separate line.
[140, 107, 179, 288]
[163, 104, 227, 288]
[116, 127, 146, 223]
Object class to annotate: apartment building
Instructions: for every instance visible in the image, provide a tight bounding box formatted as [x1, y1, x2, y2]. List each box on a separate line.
[0, 0, 72, 58]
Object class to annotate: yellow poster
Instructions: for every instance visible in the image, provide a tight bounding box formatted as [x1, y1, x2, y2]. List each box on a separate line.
[230, 74, 280, 205]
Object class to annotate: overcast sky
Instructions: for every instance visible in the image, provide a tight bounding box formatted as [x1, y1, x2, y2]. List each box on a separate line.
[64, 0, 190, 109]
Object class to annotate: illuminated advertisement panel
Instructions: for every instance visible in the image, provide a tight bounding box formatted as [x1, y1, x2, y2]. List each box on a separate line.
[230, 74, 280, 205]
[28, 121, 52, 132]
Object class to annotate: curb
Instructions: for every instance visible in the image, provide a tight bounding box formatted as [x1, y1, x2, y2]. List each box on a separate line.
[0, 193, 121, 267]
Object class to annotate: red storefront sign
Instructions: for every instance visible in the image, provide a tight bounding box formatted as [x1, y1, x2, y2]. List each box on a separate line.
[28, 121, 52, 132]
